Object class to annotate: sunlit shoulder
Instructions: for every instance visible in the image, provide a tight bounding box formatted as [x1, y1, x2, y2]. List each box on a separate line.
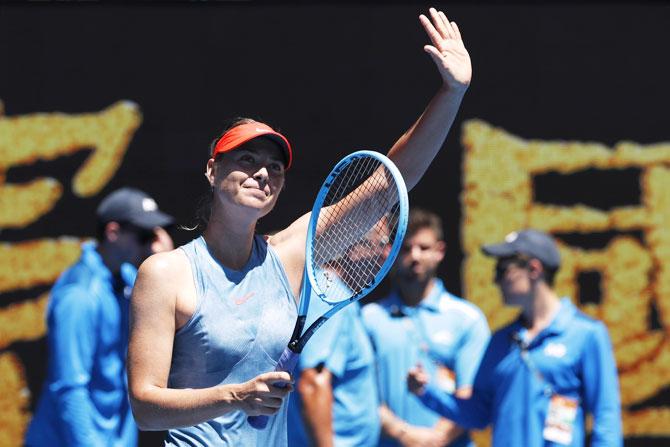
[136, 248, 190, 285]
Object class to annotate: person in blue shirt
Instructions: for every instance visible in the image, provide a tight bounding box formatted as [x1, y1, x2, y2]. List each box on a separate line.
[25, 187, 174, 447]
[408, 229, 623, 447]
[288, 277, 379, 446]
[363, 208, 490, 447]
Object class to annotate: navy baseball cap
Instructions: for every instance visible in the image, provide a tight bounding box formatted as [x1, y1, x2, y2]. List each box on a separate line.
[96, 187, 174, 230]
[481, 229, 561, 269]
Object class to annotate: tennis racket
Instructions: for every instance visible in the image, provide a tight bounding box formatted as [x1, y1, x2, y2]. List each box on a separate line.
[248, 150, 409, 429]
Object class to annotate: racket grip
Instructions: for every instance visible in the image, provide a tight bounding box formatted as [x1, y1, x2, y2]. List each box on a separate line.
[247, 348, 299, 430]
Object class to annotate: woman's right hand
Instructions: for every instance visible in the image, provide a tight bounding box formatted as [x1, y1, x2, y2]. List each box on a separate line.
[419, 8, 471, 94]
[232, 371, 294, 416]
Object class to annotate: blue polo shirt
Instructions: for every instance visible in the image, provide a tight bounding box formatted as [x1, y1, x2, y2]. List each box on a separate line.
[288, 294, 380, 447]
[362, 279, 490, 447]
[25, 243, 138, 447]
[418, 298, 622, 447]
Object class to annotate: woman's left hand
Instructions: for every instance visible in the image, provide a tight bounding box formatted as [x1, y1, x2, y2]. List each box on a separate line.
[420, 7, 472, 94]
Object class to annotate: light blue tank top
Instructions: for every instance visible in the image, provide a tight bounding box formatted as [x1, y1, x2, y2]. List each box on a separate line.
[165, 235, 297, 447]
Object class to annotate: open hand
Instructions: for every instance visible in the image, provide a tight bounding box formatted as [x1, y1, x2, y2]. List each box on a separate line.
[420, 7, 472, 93]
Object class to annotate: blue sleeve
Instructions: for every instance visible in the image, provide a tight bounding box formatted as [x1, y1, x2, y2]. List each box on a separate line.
[419, 382, 491, 429]
[582, 322, 623, 447]
[298, 299, 349, 378]
[47, 286, 103, 446]
[419, 336, 498, 429]
[455, 312, 490, 388]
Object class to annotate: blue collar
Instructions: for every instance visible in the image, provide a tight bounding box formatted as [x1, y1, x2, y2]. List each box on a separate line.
[387, 278, 448, 315]
[545, 297, 577, 335]
[513, 297, 577, 341]
[80, 241, 138, 288]
[81, 241, 113, 281]
[422, 278, 447, 311]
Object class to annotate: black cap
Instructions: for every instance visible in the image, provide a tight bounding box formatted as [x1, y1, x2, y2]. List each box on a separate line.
[96, 187, 174, 230]
[481, 229, 561, 269]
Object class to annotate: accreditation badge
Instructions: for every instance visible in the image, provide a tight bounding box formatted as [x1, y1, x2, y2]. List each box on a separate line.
[543, 394, 578, 445]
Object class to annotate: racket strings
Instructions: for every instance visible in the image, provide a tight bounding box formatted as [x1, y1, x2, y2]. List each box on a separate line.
[312, 156, 402, 303]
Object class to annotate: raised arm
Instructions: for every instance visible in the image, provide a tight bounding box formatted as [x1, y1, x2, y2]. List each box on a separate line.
[272, 8, 472, 284]
[127, 250, 293, 430]
[387, 8, 471, 190]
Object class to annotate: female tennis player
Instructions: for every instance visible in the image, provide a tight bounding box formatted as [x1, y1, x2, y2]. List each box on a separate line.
[128, 8, 471, 446]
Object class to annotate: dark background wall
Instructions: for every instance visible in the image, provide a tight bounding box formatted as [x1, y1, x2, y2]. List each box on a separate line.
[1, 2, 668, 445]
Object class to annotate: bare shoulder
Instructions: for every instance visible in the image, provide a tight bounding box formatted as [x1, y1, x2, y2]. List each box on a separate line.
[139, 248, 190, 278]
[133, 248, 191, 306]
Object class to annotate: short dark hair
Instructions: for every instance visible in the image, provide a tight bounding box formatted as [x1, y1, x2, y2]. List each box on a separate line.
[407, 208, 444, 241]
[542, 264, 558, 287]
[95, 221, 108, 241]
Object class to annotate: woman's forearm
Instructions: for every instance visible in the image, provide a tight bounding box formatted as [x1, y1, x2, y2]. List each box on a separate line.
[130, 383, 241, 431]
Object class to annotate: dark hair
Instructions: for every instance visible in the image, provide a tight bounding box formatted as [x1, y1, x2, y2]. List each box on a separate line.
[96, 221, 108, 241]
[186, 193, 214, 233]
[518, 254, 559, 287]
[542, 265, 558, 287]
[407, 207, 444, 241]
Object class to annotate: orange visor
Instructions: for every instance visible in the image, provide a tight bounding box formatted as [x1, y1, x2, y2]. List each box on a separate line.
[212, 121, 293, 170]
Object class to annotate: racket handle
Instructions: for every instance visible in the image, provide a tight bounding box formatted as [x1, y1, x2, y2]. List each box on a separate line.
[247, 348, 299, 430]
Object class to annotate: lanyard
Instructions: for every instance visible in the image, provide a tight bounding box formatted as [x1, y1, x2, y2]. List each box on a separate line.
[390, 292, 449, 366]
[411, 311, 443, 364]
[511, 332, 555, 397]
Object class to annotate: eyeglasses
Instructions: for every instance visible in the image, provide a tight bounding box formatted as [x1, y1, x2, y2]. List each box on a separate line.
[494, 256, 529, 283]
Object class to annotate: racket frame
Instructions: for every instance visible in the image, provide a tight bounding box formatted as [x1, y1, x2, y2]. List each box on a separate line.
[290, 150, 408, 353]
